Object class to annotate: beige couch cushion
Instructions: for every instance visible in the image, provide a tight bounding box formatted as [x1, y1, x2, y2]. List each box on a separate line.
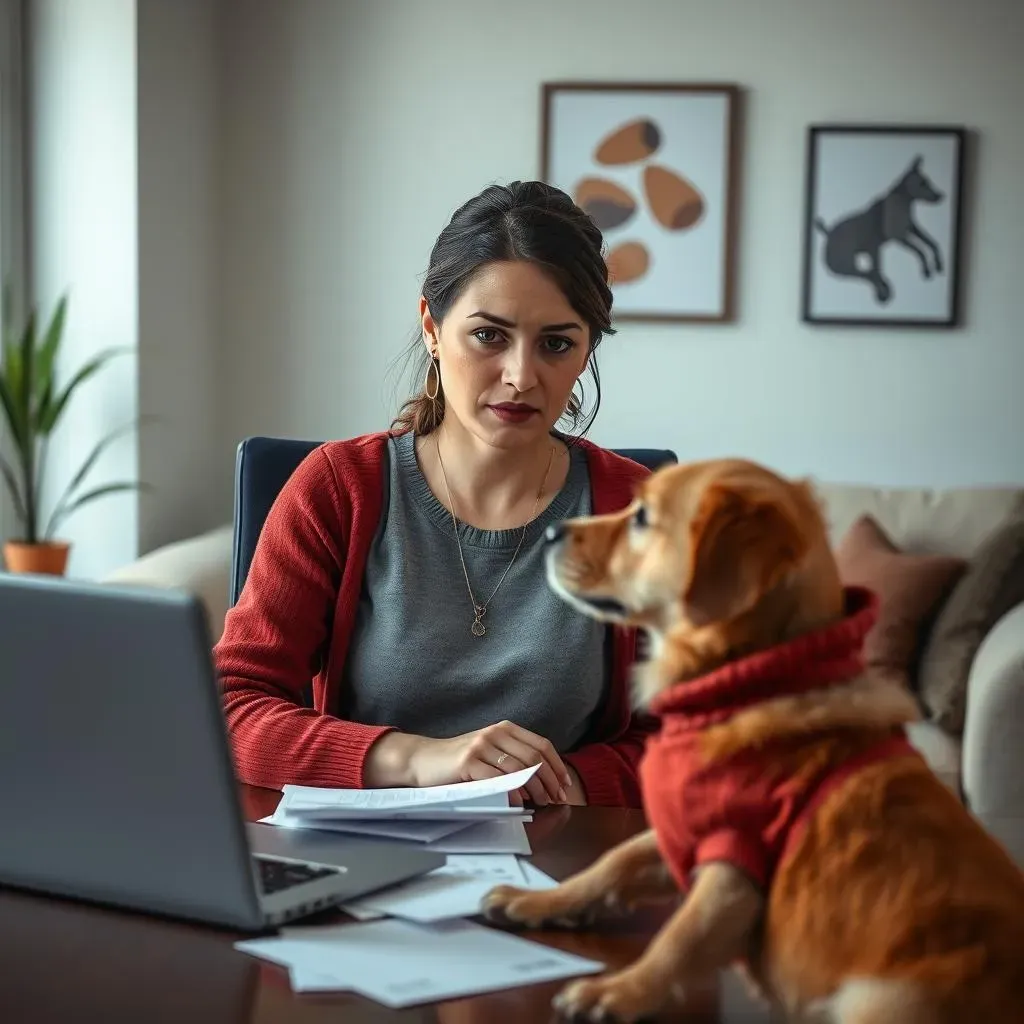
[811, 482, 1024, 559]
[917, 513, 1024, 734]
[906, 721, 963, 797]
[102, 524, 234, 643]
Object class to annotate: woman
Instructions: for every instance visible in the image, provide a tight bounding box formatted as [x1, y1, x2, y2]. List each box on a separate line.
[215, 180, 653, 808]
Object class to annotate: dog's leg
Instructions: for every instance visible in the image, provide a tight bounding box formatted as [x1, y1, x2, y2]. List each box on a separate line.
[863, 247, 892, 304]
[909, 222, 944, 274]
[896, 233, 934, 278]
[481, 829, 675, 930]
[552, 861, 763, 1023]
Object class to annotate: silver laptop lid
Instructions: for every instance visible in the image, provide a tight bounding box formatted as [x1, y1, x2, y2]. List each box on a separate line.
[0, 573, 265, 930]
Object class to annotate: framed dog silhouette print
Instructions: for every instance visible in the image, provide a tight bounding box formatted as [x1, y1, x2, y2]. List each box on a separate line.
[540, 82, 742, 323]
[801, 125, 966, 327]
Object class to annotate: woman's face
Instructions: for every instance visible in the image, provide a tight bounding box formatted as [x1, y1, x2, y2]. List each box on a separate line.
[421, 260, 592, 449]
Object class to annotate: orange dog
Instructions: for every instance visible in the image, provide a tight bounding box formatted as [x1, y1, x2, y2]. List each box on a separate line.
[482, 458, 1024, 1023]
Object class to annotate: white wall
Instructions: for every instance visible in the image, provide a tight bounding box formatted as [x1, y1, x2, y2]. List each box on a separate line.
[136, 0, 225, 553]
[25, 0, 228, 574]
[28, 0, 139, 578]
[220, 0, 1024, 488]
[0, 0, 27, 543]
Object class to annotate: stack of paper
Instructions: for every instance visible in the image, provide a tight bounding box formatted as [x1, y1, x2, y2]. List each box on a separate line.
[237, 765, 592, 1008]
[261, 763, 542, 856]
[235, 918, 605, 1007]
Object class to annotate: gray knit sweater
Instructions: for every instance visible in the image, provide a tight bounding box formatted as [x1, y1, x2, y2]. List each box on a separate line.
[339, 430, 608, 751]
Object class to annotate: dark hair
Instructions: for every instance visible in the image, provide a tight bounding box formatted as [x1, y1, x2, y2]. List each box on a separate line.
[391, 180, 614, 438]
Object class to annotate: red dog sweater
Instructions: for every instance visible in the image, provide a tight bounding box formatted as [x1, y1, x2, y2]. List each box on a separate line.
[639, 586, 921, 894]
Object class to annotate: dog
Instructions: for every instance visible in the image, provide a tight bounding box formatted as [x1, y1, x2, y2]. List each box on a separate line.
[481, 458, 1024, 1023]
[815, 155, 946, 305]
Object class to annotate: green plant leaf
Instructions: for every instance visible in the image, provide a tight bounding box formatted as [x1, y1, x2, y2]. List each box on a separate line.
[44, 480, 151, 540]
[32, 294, 67, 413]
[18, 307, 35, 427]
[0, 450, 27, 526]
[0, 373, 28, 450]
[44, 418, 149, 528]
[37, 346, 133, 435]
[3, 330, 26, 416]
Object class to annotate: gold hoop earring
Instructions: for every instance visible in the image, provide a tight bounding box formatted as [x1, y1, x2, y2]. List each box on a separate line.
[424, 358, 440, 402]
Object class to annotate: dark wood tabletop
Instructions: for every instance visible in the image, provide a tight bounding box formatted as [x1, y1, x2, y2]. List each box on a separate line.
[0, 786, 761, 1023]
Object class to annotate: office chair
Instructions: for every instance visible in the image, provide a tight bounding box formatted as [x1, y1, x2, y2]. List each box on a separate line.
[230, 435, 678, 605]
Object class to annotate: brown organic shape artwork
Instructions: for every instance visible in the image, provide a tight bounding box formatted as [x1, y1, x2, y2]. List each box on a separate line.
[574, 177, 638, 231]
[594, 118, 662, 165]
[643, 165, 705, 230]
[606, 241, 651, 284]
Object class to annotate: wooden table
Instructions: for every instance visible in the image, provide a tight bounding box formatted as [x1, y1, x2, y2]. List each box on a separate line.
[0, 786, 755, 1023]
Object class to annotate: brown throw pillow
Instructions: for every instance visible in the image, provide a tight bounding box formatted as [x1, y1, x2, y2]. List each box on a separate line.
[835, 515, 967, 686]
[917, 513, 1024, 735]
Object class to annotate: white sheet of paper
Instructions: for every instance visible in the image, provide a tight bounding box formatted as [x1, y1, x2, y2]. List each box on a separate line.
[518, 860, 560, 889]
[238, 918, 605, 1007]
[339, 854, 528, 923]
[258, 813, 532, 855]
[258, 810, 477, 844]
[424, 818, 532, 855]
[279, 764, 540, 819]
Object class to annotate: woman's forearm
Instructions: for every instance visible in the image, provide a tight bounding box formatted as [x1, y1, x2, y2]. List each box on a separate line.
[362, 730, 423, 787]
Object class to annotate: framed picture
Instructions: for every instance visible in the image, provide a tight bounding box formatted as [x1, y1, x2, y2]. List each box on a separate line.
[540, 82, 741, 323]
[801, 124, 966, 327]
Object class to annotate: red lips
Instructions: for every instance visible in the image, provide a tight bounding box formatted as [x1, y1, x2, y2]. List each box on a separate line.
[488, 403, 539, 424]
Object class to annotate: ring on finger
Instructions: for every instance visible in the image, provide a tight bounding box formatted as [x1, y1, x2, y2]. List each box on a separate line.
[496, 752, 509, 767]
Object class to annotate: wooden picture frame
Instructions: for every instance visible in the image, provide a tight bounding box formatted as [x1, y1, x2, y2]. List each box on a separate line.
[540, 81, 742, 324]
[801, 124, 967, 327]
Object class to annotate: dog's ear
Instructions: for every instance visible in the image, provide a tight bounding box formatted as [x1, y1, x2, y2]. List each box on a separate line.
[683, 482, 811, 626]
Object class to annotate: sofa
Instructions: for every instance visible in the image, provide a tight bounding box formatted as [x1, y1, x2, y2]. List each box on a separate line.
[103, 480, 1024, 866]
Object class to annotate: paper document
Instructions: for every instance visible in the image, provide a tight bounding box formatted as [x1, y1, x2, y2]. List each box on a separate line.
[235, 917, 604, 1007]
[278, 764, 540, 820]
[259, 813, 532, 855]
[423, 818, 531, 855]
[260, 809, 477, 844]
[338, 860, 556, 923]
[340, 854, 528, 923]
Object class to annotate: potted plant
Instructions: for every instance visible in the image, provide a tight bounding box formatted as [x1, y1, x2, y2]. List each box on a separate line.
[0, 292, 146, 575]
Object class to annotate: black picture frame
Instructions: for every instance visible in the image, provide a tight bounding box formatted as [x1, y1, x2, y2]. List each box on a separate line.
[801, 124, 967, 328]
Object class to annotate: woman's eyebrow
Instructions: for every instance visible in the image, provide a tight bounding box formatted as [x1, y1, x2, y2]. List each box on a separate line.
[466, 311, 583, 332]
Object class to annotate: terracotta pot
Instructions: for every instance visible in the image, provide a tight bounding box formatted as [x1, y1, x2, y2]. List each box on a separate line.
[3, 540, 71, 575]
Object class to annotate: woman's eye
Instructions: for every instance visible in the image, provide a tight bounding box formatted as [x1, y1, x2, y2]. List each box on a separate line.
[632, 505, 648, 529]
[472, 328, 502, 344]
[543, 335, 574, 355]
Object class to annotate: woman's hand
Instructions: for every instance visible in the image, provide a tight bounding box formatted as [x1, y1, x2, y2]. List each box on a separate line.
[405, 720, 574, 807]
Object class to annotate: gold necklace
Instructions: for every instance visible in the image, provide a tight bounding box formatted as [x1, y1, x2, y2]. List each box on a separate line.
[436, 435, 556, 637]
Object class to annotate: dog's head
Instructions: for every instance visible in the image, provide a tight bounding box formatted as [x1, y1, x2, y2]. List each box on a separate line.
[545, 458, 845, 689]
[901, 155, 944, 203]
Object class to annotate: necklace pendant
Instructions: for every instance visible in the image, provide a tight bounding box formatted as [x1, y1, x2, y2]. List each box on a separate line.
[471, 606, 486, 636]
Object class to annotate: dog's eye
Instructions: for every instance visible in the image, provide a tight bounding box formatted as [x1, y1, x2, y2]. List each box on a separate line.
[632, 505, 649, 529]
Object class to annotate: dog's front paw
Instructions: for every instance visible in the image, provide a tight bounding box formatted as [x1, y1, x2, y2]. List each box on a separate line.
[480, 884, 610, 930]
[553, 969, 666, 1023]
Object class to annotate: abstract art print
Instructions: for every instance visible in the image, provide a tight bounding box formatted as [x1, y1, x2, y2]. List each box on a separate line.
[801, 125, 966, 327]
[541, 82, 741, 323]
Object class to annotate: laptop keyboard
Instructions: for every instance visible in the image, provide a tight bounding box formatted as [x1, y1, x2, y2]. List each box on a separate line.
[254, 855, 339, 895]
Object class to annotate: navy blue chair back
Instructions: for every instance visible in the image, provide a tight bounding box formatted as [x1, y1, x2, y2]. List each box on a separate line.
[230, 436, 677, 605]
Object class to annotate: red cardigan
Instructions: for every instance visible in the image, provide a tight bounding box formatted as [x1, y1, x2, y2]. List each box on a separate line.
[215, 431, 655, 807]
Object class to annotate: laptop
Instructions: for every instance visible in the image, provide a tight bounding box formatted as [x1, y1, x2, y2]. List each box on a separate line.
[0, 572, 444, 931]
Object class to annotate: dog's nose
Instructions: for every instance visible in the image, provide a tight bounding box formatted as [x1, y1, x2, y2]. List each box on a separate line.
[544, 522, 566, 545]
